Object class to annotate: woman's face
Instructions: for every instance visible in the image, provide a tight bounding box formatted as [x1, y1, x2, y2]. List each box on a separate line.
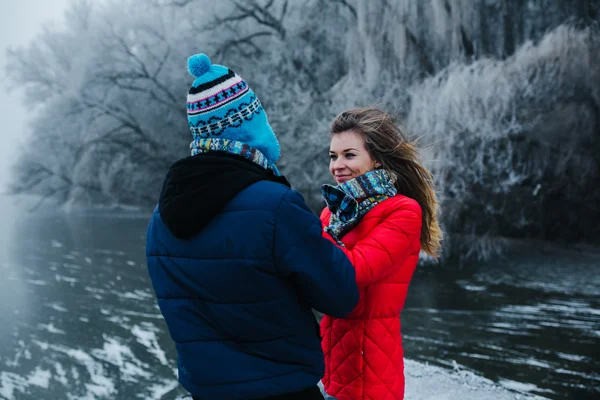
[329, 130, 379, 185]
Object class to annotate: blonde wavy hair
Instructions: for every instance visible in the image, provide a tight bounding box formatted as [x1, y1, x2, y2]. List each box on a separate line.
[330, 107, 443, 258]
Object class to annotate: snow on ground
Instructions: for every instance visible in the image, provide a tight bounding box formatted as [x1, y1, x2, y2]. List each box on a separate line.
[169, 359, 547, 400]
[404, 359, 548, 400]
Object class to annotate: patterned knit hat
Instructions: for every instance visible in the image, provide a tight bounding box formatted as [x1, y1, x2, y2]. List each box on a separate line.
[186, 53, 280, 163]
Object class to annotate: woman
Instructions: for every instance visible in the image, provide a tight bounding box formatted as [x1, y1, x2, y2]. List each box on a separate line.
[319, 107, 443, 400]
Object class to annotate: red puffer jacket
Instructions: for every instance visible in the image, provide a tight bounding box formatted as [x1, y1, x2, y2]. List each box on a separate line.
[320, 195, 422, 400]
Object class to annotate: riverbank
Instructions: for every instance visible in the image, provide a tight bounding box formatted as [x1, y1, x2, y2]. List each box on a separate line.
[168, 359, 542, 400]
[404, 359, 546, 399]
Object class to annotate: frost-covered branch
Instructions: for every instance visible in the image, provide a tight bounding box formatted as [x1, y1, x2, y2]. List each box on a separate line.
[222, 0, 288, 39]
[331, 0, 357, 19]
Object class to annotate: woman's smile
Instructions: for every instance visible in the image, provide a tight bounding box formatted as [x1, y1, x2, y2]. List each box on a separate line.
[335, 174, 352, 184]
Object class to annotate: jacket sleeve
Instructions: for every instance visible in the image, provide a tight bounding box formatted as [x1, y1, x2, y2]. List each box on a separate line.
[335, 200, 422, 289]
[273, 189, 359, 318]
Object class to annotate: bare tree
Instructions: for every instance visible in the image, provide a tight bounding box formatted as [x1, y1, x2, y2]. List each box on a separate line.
[6, 0, 600, 259]
[193, 0, 289, 58]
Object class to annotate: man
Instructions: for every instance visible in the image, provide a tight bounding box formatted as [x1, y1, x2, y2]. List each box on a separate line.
[146, 53, 358, 400]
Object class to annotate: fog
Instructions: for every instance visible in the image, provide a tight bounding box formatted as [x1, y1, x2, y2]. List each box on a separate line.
[0, 0, 71, 190]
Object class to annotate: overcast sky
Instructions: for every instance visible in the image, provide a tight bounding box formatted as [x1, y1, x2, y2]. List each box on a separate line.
[0, 0, 72, 191]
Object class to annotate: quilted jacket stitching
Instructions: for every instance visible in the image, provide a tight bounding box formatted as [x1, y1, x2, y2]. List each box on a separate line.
[321, 195, 419, 399]
[365, 320, 402, 375]
[363, 322, 402, 397]
[328, 328, 360, 378]
[327, 322, 367, 392]
[271, 188, 292, 275]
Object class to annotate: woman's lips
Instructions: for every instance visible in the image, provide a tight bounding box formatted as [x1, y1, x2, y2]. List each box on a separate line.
[336, 175, 351, 183]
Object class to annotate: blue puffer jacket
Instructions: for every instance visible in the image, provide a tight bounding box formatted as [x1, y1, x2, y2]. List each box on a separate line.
[146, 153, 358, 400]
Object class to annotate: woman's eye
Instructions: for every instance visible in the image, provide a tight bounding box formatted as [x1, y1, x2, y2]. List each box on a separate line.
[329, 154, 337, 160]
[345, 153, 355, 158]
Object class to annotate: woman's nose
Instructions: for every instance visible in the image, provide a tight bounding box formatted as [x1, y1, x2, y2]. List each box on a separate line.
[332, 159, 345, 170]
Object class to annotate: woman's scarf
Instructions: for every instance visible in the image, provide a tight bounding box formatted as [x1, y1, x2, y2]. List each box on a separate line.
[322, 169, 397, 246]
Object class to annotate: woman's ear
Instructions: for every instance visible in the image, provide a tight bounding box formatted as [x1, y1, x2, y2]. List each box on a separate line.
[374, 161, 382, 168]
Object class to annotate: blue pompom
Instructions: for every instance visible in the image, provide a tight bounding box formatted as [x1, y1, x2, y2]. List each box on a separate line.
[188, 53, 212, 78]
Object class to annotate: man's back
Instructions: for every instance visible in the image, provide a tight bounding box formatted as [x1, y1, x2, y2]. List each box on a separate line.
[146, 154, 358, 399]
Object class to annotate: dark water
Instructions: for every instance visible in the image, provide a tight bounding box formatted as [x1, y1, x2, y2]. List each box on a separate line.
[0, 203, 187, 400]
[0, 202, 598, 399]
[403, 246, 600, 399]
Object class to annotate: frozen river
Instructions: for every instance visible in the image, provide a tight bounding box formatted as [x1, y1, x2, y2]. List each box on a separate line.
[0, 199, 597, 399]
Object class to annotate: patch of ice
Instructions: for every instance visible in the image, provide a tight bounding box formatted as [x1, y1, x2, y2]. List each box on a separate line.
[539, 302, 600, 316]
[464, 284, 487, 291]
[121, 310, 164, 319]
[491, 322, 519, 329]
[71, 366, 79, 381]
[62, 263, 82, 270]
[94, 249, 124, 255]
[46, 303, 68, 312]
[55, 274, 78, 285]
[34, 341, 116, 398]
[405, 307, 473, 316]
[555, 352, 587, 362]
[486, 328, 533, 336]
[5, 341, 28, 367]
[1, 371, 26, 399]
[28, 367, 51, 388]
[119, 290, 153, 301]
[0, 368, 52, 400]
[498, 305, 542, 314]
[91, 335, 151, 383]
[403, 334, 460, 347]
[498, 378, 555, 394]
[37, 323, 66, 335]
[506, 358, 553, 369]
[490, 322, 542, 331]
[54, 362, 68, 386]
[26, 279, 48, 286]
[554, 368, 600, 381]
[60, 348, 116, 398]
[479, 343, 505, 352]
[145, 380, 180, 400]
[456, 280, 488, 291]
[538, 321, 561, 327]
[106, 315, 131, 326]
[33, 340, 49, 350]
[131, 323, 169, 366]
[458, 352, 495, 361]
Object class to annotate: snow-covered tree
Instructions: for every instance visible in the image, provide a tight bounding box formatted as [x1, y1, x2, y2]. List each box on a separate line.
[6, 0, 599, 261]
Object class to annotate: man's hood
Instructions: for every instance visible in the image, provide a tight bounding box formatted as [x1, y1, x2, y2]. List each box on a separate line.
[158, 152, 289, 240]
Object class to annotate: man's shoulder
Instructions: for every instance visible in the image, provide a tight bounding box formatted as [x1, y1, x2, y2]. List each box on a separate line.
[246, 179, 291, 197]
[229, 180, 293, 211]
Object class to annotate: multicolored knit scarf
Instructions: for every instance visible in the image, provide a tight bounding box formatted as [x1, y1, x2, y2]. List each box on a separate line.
[190, 138, 281, 176]
[322, 169, 397, 246]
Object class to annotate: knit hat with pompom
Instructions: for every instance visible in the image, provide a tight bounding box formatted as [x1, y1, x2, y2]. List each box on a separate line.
[186, 53, 280, 163]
